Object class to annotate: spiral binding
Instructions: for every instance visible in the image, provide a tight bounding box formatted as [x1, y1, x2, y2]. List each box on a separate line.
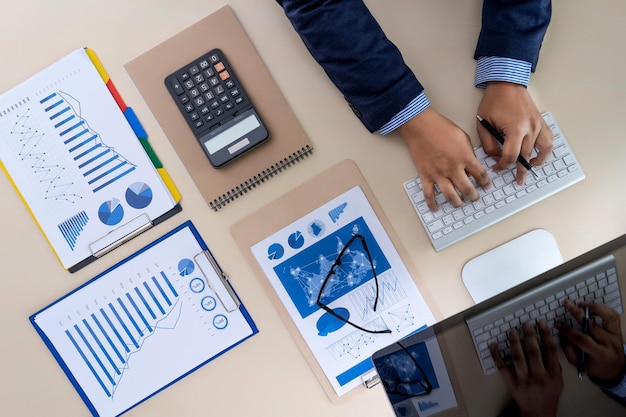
[209, 144, 313, 211]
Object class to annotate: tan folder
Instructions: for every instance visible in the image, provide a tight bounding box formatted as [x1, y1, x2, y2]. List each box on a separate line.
[125, 5, 312, 211]
[232, 159, 440, 402]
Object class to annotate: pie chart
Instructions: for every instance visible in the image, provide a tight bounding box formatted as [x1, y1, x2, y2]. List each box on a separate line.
[178, 258, 195, 276]
[267, 243, 284, 260]
[288, 230, 305, 249]
[125, 182, 153, 209]
[98, 198, 124, 226]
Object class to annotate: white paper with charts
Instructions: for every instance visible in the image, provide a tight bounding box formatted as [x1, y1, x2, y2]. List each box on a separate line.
[0, 48, 177, 269]
[250, 186, 435, 396]
[30, 222, 257, 417]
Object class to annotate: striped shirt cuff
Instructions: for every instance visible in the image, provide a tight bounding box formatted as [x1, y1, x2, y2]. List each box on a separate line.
[379, 92, 430, 135]
[475, 56, 531, 89]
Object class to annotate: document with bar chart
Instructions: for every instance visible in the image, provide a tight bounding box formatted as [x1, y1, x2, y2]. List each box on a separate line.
[30, 221, 257, 417]
[0, 48, 180, 271]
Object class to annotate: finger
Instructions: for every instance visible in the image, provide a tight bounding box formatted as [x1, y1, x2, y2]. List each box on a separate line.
[437, 178, 465, 208]
[466, 158, 491, 191]
[494, 128, 523, 171]
[556, 321, 580, 365]
[564, 298, 584, 323]
[522, 322, 545, 375]
[557, 321, 603, 359]
[490, 343, 515, 386]
[451, 172, 480, 203]
[514, 160, 528, 186]
[421, 177, 438, 212]
[584, 302, 623, 335]
[509, 328, 529, 380]
[477, 122, 502, 157]
[529, 120, 554, 166]
[538, 320, 560, 373]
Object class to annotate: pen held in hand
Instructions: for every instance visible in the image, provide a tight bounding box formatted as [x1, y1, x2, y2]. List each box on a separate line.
[476, 115, 537, 178]
[577, 305, 590, 380]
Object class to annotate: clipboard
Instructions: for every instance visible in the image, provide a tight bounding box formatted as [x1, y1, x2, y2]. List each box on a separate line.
[125, 5, 313, 211]
[30, 220, 257, 417]
[0, 47, 182, 272]
[231, 159, 441, 401]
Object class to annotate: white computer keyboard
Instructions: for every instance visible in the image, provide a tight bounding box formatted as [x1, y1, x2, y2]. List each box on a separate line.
[466, 254, 622, 375]
[404, 112, 585, 252]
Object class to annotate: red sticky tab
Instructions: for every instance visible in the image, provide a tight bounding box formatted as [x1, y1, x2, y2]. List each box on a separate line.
[106, 79, 127, 112]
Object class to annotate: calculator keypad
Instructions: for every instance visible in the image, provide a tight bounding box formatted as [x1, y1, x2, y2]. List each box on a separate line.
[166, 50, 251, 135]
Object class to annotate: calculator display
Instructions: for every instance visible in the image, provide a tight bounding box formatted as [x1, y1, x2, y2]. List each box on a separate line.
[203, 111, 261, 155]
[165, 49, 269, 168]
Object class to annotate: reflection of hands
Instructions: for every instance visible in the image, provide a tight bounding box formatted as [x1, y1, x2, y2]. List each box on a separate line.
[476, 82, 553, 185]
[556, 300, 626, 387]
[490, 321, 563, 417]
[398, 107, 491, 212]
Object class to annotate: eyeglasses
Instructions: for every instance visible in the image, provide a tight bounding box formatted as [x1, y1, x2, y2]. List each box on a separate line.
[316, 233, 392, 334]
[380, 341, 433, 397]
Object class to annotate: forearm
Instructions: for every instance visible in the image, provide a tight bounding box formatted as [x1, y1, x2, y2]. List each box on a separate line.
[474, 0, 552, 71]
[276, 0, 423, 131]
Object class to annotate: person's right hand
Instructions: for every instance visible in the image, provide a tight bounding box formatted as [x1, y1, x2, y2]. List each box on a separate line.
[398, 107, 491, 212]
[556, 300, 626, 386]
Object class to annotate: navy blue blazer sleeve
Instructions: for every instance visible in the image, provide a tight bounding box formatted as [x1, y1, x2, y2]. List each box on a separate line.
[277, 0, 552, 133]
[474, 0, 551, 72]
[276, 0, 423, 132]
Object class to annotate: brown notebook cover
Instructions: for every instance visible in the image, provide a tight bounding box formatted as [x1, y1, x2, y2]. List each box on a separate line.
[231, 159, 441, 402]
[125, 5, 312, 210]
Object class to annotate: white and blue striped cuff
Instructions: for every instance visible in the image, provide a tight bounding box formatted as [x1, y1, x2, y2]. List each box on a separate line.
[379, 92, 430, 135]
[475, 56, 531, 89]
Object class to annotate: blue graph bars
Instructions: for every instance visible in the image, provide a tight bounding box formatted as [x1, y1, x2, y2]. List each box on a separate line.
[57, 211, 89, 250]
[40, 92, 136, 194]
[64, 271, 179, 397]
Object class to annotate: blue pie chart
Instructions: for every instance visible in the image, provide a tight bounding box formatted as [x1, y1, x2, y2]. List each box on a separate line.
[98, 199, 124, 226]
[126, 182, 153, 209]
[178, 258, 195, 276]
[288, 231, 305, 249]
[267, 243, 284, 260]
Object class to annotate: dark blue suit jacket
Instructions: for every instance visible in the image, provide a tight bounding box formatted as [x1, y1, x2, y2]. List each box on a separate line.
[276, 0, 551, 132]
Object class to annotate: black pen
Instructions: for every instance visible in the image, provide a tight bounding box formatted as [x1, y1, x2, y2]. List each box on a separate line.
[476, 115, 537, 177]
[577, 305, 590, 380]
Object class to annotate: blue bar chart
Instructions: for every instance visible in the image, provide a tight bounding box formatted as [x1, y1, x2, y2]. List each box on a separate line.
[63, 271, 180, 398]
[40, 91, 136, 194]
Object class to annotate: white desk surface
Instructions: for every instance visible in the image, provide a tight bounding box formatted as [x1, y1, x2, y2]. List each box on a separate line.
[1, 1, 625, 416]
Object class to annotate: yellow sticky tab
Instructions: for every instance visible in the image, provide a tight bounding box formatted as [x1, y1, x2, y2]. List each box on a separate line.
[84, 47, 110, 84]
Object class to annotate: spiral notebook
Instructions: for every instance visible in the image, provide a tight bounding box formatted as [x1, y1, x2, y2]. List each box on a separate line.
[125, 5, 313, 211]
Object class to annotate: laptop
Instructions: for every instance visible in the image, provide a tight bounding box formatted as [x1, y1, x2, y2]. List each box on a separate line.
[372, 233, 626, 417]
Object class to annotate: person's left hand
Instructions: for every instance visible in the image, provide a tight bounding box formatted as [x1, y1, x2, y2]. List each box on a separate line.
[490, 320, 563, 417]
[477, 81, 554, 185]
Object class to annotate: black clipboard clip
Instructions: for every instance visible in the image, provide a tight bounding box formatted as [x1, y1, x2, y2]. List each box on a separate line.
[194, 250, 240, 312]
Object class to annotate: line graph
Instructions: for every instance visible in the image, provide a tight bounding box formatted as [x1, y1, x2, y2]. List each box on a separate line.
[63, 271, 181, 398]
[349, 269, 408, 322]
[10, 108, 82, 202]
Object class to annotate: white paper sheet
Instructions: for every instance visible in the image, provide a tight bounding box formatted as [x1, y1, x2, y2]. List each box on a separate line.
[250, 186, 435, 396]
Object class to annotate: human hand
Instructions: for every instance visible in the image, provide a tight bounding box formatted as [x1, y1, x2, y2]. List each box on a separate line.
[398, 107, 490, 211]
[556, 300, 626, 387]
[490, 321, 563, 417]
[476, 82, 553, 185]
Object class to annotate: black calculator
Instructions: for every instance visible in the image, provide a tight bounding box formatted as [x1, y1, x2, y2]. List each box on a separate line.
[165, 48, 269, 168]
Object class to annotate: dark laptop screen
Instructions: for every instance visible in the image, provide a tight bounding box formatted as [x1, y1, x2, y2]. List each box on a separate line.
[372, 234, 626, 417]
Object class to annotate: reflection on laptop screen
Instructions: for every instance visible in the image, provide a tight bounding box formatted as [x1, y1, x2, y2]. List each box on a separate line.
[372, 234, 626, 417]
